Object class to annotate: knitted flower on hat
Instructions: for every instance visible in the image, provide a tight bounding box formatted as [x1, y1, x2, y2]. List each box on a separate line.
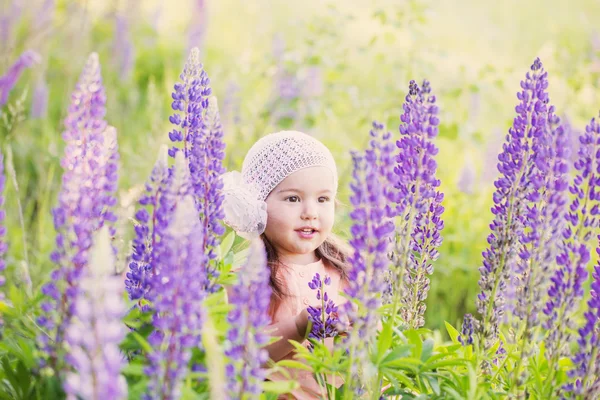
[222, 130, 338, 238]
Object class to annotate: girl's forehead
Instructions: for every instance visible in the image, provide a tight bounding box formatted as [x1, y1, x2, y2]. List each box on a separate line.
[277, 166, 335, 192]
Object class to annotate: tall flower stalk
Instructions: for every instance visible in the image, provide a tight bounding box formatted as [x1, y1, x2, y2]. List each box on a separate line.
[509, 91, 570, 389]
[543, 112, 600, 392]
[566, 236, 600, 398]
[124, 145, 169, 307]
[145, 152, 208, 400]
[477, 59, 549, 353]
[168, 47, 226, 291]
[63, 226, 127, 400]
[224, 239, 271, 399]
[38, 53, 119, 376]
[0, 151, 6, 331]
[0, 50, 40, 109]
[390, 80, 444, 330]
[342, 122, 396, 397]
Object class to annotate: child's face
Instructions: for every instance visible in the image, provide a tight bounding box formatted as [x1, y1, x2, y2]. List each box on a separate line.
[264, 166, 335, 265]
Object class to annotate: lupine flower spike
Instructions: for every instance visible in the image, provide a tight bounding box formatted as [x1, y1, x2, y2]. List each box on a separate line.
[38, 53, 119, 376]
[508, 59, 570, 387]
[224, 238, 272, 398]
[391, 80, 444, 330]
[0, 151, 6, 331]
[145, 153, 208, 400]
[169, 47, 226, 291]
[64, 226, 127, 400]
[543, 111, 600, 389]
[307, 273, 339, 345]
[477, 59, 550, 353]
[342, 122, 396, 394]
[125, 145, 169, 307]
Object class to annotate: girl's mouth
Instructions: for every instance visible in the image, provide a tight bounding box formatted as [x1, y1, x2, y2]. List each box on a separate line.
[296, 229, 317, 239]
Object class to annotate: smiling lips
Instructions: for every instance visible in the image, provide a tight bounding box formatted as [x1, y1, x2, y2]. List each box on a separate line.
[296, 227, 318, 239]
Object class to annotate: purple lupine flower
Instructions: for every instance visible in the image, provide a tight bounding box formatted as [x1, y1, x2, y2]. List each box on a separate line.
[511, 95, 570, 335]
[391, 80, 444, 330]
[477, 59, 550, 350]
[63, 226, 127, 400]
[168, 47, 211, 159]
[0, 1, 22, 46]
[307, 273, 339, 343]
[0, 151, 6, 329]
[224, 238, 271, 398]
[189, 96, 226, 291]
[113, 13, 135, 81]
[458, 314, 476, 346]
[544, 112, 600, 364]
[169, 48, 226, 290]
[341, 125, 396, 394]
[145, 153, 208, 400]
[124, 145, 169, 305]
[38, 53, 119, 375]
[30, 75, 49, 119]
[564, 236, 600, 397]
[187, 0, 208, 54]
[0, 50, 40, 108]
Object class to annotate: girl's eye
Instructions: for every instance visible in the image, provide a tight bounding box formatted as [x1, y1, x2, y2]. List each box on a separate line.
[319, 196, 330, 203]
[286, 196, 300, 202]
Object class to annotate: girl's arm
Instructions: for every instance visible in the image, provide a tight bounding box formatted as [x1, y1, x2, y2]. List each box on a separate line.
[262, 309, 310, 363]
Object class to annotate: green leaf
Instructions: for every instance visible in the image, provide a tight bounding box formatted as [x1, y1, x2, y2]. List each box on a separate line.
[445, 321, 460, 344]
[131, 332, 153, 354]
[262, 380, 299, 394]
[404, 330, 423, 358]
[122, 363, 146, 376]
[218, 231, 235, 259]
[420, 338, 434, 362]
[276, 360, 313, 372]
[377, 320, 394, 361]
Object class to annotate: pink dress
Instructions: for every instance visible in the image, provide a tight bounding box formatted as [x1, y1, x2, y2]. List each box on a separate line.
[266, 259, 347, 400]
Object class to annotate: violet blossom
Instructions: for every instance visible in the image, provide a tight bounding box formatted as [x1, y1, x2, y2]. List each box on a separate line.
[341, 122, 396, 392]
[224, 239, 271, 398]
[0, 50, 40, 109]
[544, 112, 600, 363]
[113, 13, 135, 81]
[391, 80, 444, 330]
[509, 81, 570, 383]
[169, 47, 226, 291]
[0, 151, 6, 329]
[124, 145, 169, 306]
[31, 75, 49, 119]
[307, 273, 339, 343]
[38, 53, 119, 375]
[477, 59, 549, 350]
[144, 152, 208, 400]
[565, 236, 600, 397]
[63, 226, 127, 400]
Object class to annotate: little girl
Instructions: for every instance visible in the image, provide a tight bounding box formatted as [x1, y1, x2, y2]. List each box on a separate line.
[222, 130, 351, 399]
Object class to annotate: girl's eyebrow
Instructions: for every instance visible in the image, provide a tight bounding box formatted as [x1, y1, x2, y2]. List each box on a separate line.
[277, 188, 333, 194]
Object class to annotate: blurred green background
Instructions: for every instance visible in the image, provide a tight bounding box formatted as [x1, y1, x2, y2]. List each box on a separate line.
[1, 0, 599, 333]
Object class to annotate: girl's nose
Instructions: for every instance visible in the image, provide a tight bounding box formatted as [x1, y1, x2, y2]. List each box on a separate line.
[301, 201, 318, 220]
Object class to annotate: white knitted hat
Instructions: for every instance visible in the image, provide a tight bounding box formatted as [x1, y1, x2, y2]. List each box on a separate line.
[221, 130, 338, 239]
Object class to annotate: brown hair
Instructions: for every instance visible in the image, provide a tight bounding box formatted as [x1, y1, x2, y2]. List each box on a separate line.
[261, 232, 352, 318]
